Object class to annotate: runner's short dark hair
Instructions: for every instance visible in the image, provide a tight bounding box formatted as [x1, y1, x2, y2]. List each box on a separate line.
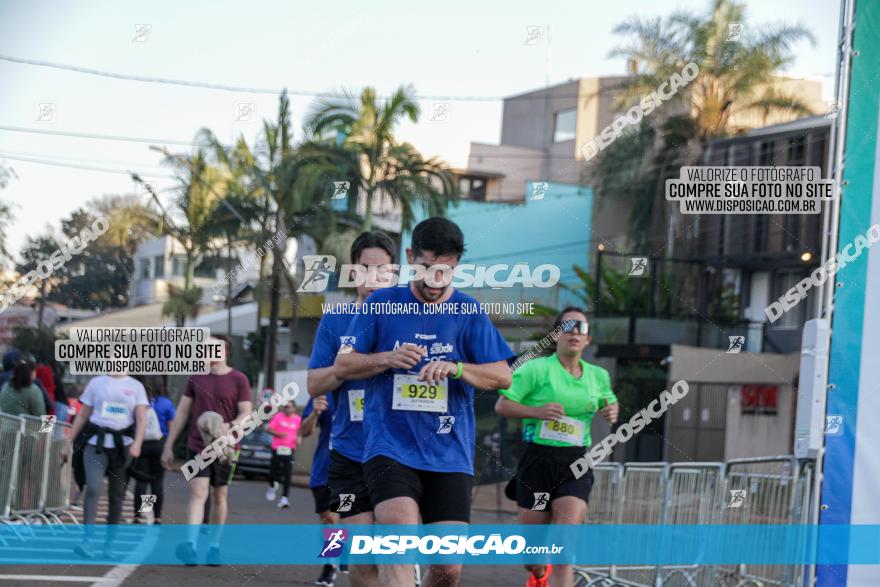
[212, 334, 233, 359]
[12, 362, 32, 389]
[350, 230, 396, 264]
[410, 217, 465, 260]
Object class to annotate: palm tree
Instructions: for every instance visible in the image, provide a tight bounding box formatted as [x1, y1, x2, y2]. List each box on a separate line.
[203, 193, 259, 336]
[142, 147, 228, 326]
[306, 85, 458, 230]
[201, 92, 342, 388]
[87, 195, 159, 257]
[590, 0, 815, 248]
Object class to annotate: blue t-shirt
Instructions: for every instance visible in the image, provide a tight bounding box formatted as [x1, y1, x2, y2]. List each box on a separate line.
[308, 308, 369, 463]
[344, 287, 515, 474]
[303, 394, 334, 488]
[151, 396, 176, 436]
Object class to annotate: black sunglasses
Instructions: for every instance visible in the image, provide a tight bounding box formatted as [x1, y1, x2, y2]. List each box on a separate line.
[560, 320, 589, 335]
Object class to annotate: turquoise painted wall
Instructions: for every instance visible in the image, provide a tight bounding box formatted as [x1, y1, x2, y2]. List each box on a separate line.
[401, 181, 593, 310]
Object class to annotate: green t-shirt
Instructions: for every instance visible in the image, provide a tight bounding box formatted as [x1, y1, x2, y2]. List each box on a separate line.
[500, 353, 617, 447]
[0, 382, 45, 417]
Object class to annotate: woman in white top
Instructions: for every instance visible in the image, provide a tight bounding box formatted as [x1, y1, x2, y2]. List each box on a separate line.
[69, 373, 147, 558]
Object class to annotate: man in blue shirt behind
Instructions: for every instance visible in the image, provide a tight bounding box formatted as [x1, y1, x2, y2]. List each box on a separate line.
[308, 230, 397, 587]
[301, 393, 335, 586]
[335, 217, 515, 586]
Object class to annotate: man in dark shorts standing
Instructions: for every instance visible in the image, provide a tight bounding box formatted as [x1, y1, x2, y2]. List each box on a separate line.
[308, 230, 396, 587]
[162, 334, 252, 565]
[335, 218, 515, 586]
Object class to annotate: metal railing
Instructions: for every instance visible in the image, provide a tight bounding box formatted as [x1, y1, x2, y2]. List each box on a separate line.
[0, 413, 24, 521]
[578, 456, 816, 587]
[0, 412, 77, 528]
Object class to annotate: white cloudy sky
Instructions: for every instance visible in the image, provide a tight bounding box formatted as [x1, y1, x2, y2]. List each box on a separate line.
[0, 0, 839, 262]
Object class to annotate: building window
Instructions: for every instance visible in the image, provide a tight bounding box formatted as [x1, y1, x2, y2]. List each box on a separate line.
[153, 255, 165, 278]
[758, 140, 774, 165]
[553, 109, 576, 142]
[141, 259, 150, 279]
[459, 176, 487, 200]
[772, 271, 805, 328]
[788, 135, 806, 165]
[172, 256, 187, 277]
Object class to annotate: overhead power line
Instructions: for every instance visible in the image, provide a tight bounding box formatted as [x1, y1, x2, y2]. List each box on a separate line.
[0, 54, 511, 101]
[0, 124, 195, 147]
[0, 151, 171, 179]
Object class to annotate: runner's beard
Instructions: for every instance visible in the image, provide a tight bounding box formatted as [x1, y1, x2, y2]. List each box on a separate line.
[415, 278, 447, 302]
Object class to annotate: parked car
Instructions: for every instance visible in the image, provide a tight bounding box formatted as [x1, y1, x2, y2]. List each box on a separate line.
[236, 426, 275, 479]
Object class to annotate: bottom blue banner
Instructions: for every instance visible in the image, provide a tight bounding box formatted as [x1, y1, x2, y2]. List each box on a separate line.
[0, 524, 877, 565]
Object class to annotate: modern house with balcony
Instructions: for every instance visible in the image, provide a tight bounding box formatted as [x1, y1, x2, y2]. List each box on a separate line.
[690, 115, 831, 353]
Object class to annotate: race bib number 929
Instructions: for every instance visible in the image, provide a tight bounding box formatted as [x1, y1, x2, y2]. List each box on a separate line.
[393, 374, 448, 413]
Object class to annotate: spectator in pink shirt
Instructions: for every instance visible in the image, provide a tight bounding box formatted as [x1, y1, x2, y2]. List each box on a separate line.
[265, 400, 302, 508]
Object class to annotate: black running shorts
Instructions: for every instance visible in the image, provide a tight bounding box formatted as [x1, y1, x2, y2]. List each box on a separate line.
[328, 450, 374, 518]
[363, 455, 473, 523]
[505, 443, 594, 510]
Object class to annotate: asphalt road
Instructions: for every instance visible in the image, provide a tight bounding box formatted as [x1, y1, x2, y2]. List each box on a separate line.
[0, 470, 529, 587]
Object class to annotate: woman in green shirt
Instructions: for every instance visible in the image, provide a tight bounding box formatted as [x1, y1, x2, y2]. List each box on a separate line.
[0, 361, 45, 417]
[496, 306, 619, 587]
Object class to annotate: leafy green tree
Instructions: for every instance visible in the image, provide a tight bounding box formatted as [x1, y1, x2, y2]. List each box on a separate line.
[163, 284, 203, 327]
[198, 92, 343, 388]
[10, 325, 58, 364]
[48, 197, 157, 310]
[306, 85, 458, 230]
[0, 162, 17, 264]
[17, 235, 60, 327]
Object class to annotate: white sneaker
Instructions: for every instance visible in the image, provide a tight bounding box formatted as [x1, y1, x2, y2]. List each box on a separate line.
[265, 482, 278, 501]
[277, 496, 289, 509]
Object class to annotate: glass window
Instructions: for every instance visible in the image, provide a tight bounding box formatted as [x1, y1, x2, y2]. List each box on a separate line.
[553, 109, 576, 142]
[172, 256, 187, 277]
[141, 259, 150, 279]
[458, 176, 488, 200]
[772, 271, 805, 328]
[153, 255, 165, 278]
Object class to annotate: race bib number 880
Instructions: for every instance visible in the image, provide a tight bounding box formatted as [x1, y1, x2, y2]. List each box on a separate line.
[393, 374, 448, 413]
[538, 416, 585, 446]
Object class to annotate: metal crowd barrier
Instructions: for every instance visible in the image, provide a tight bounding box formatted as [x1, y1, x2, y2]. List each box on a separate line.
[0, 412, 77, 529]
[575, 456, 816, 587]
[0, 413, 24, 522]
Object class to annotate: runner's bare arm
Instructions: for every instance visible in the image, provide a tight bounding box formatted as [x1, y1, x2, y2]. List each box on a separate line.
[163, 395, 192, 449]
[68, 403, 93, 440]
[307, 366, 342, 397]
[131, 404, 147, 451]
[300, 396, 327, 437]
[459, 360, 512, 390]
[161, 395, 191, 469]
[300, 411, 318, 437]
[231, 400, 253, 428]
[334, 343, 425, 380]
[495, 396, 540, 419]
[495, 396, 564, 420]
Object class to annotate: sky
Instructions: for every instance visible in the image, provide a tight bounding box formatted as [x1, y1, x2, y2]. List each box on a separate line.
[0, 0, 840, 262]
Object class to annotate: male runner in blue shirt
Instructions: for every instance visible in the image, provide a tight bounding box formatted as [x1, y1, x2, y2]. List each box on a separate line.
[335, 217, 515, 586]
[308, 230, 397, 587]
